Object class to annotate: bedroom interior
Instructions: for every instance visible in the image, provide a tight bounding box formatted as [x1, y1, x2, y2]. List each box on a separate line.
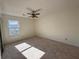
[0, 0, 79, 59]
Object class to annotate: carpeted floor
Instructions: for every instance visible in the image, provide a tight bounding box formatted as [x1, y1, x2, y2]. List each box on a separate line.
[2, 37, 79, 59]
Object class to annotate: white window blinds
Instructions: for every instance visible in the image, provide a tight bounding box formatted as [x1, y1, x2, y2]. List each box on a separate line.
[8, 20, 20, 36]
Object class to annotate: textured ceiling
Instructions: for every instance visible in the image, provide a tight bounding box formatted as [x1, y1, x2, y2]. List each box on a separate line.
[1, 0, 79, 17]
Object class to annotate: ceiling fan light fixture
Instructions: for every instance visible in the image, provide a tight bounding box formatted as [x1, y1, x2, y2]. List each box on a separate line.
[23, 8, 41, 18]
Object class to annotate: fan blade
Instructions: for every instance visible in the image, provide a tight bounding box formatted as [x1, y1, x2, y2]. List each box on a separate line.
[35, 16, 38, 18]
[35, 13, 40, 15]
[23, 13, 26, 16]
[33, 15, 38, 18]
[27, 13, 32, 15]
[29, 15, 38, 18]
[29, 16, 34, 18]
[35, 9, 41, 12]
[27, 8, 33, 11]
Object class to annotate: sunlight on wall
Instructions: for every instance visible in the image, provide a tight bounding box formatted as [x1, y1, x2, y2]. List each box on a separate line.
[15, 43, 45, 59]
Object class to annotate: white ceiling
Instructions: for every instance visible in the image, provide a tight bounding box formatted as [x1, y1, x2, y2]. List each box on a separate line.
[1, 0, 79, 17]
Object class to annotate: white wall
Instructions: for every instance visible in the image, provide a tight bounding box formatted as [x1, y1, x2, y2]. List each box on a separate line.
[2, 15, 35, 44]
[0, 0, 3, 18]
[0, 0, 2, 17]
[36, 10, 79, 47]
[1, 10, 79, 47]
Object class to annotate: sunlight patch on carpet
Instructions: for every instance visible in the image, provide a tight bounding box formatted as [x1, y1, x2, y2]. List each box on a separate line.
[15, 43, 31, 52]
[15, 43, 45, 59]
[22, 47, 45, 59]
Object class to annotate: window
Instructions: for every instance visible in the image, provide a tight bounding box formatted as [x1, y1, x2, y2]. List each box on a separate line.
[8, 20, 20, 36]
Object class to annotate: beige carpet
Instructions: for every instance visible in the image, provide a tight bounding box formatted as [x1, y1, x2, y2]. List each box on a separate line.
[2, 37, 79, 59]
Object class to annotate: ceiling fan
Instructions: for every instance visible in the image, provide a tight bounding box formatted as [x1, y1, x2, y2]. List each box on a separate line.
[23, 8, 41, 18]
